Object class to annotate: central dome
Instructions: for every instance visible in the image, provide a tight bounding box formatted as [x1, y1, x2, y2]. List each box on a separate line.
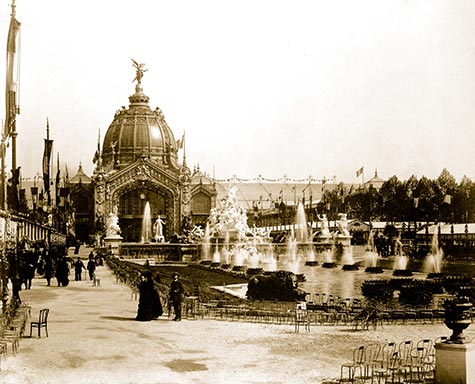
[102, 82, 179, 169]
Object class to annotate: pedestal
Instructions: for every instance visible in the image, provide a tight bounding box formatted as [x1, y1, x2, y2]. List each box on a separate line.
[435, 342, 475, 384]
[104, 235, 123, 256]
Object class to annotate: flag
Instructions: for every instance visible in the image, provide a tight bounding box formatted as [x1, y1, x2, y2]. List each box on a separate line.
[93, 129, 100, 163]
[443, 194, 452, 204]
[42, 138, 53, 193]
[4, 9, 21, 139]
[356, 167, 364, 177]
[55, 154, 61, 205]
[176, 131, 185, 149]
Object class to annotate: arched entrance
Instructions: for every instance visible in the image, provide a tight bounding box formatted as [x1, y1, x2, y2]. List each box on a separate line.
[118, 185, 174, 242]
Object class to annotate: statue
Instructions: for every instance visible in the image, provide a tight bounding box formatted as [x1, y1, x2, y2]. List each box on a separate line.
[106, 209, 121, 237]
[337, 213, 350, 237]
[153, 215, 165, 242]
[316, 211, 330, 237]
[132, 59, 147, 85]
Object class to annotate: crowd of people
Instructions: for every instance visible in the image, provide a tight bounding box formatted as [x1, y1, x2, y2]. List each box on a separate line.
[16, 240, 185, 323]
[16, 242, 105, 292]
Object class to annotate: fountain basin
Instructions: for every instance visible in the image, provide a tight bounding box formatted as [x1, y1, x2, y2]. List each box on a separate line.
[304, 260, 319, 266]
[393, 269, 413, 277]
[221, 263, 231, 270]
[200, 260, 212, 266]
[365, 266, 384, 274]
[247, 268, 264, 276]
[232, 265, 245, 272]
[427, 272, 447, 279]
[342, 263, 359, 271]
[210, 262, 221, 268]
[322, 262, 337, 268]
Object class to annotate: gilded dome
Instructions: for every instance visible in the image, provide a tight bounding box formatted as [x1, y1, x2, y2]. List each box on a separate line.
[102, 80, 179, 169]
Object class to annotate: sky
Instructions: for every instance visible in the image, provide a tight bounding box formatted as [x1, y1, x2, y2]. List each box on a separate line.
[0, 0, 474, 184]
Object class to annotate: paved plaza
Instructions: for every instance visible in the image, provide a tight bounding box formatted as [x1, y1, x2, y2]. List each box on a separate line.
[0, 247, 471, 384]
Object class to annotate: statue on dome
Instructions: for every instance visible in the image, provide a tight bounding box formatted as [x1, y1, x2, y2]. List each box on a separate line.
[132, 59, 147, 85]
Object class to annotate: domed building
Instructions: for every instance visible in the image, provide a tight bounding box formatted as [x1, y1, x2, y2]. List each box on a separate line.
[92, 62, 216, 242]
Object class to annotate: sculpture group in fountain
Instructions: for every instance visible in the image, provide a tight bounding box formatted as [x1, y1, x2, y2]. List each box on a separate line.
[337, 213, 350, 237]
[208, 186, 250, 241]
[205, 186, 274, 269]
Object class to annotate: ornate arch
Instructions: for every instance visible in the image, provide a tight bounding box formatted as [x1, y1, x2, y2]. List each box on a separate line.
[111, 179, 179, 239]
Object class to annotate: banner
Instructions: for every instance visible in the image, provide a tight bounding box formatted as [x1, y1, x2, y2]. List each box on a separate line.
[4, 11, 21, 139]
[42, 138, 53, 193]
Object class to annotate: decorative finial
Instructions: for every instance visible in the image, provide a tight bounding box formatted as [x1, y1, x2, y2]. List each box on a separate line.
[131, 59, 147, 86]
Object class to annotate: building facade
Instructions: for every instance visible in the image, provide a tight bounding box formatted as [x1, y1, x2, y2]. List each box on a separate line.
[87, 64, 216, 243]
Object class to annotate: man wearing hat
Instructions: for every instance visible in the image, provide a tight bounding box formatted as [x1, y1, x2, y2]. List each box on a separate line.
[169, 272, 184, 321]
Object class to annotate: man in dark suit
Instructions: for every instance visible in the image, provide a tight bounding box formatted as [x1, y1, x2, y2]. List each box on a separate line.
[169, 272, 184, 321]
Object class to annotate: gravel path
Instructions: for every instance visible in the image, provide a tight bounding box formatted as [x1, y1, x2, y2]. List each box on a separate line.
[1, 247, 471, 384]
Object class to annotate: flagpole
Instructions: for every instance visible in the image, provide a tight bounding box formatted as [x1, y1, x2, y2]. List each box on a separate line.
[9, 0, 19, 189]
[0, 137, 6, 313]
[46, 118, 51, 206]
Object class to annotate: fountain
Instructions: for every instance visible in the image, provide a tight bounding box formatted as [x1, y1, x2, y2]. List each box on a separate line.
[364, 230, 383, 273]
[200, 223, 212, 265]
[425, 228, 445, 278]
[392, 237, 413, 276]
[304, 245, 319, 266]
[294, 202, 309, 244]
[341, 246, 358, 271]
[210, 240, 221, 268]
[204, 187, 278, 274]
[321, 244, 337, 268]
[141, 202, 152, 243]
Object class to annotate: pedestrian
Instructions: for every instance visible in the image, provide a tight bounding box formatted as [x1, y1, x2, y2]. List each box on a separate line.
[87, 255, 96, 281]
[73, 257, 86, 281]
[44, 252, 53, 286]
[169, 272, 184, 321]
[136, 271, 163, 321]
[55, 256, 70, 287]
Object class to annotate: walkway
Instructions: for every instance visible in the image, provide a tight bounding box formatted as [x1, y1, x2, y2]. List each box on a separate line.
[0, 247, 458, 384]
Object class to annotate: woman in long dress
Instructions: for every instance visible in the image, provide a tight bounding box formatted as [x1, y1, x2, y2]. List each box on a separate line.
[136, 271, 163, 321]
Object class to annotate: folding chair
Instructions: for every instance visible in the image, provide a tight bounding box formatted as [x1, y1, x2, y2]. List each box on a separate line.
[30, 309, 49, 338]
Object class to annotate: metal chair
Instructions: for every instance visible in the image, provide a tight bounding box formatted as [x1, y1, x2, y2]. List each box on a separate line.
[294, 302, 311, 333]
[340, 345, 366, 383]
[30, 309, 49, 338]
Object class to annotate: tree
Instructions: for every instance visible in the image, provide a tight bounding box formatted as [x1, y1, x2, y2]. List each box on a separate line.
[436, 168, 457, 222]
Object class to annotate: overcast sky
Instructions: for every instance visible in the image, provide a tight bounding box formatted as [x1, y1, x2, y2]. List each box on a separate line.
[1, 0, 474, 183]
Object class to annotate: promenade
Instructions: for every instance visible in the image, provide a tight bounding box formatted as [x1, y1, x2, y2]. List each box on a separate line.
[0, 247, 465, 384]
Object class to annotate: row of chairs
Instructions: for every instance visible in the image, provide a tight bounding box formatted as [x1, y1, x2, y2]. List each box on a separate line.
[339, 337, 447, 383]
[0, 303, 32, 364]
[0, 305, 49, 370]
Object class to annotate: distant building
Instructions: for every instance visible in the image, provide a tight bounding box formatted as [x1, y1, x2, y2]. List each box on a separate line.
[68, 164, 94, 242]
[364, 169, 385, 191]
